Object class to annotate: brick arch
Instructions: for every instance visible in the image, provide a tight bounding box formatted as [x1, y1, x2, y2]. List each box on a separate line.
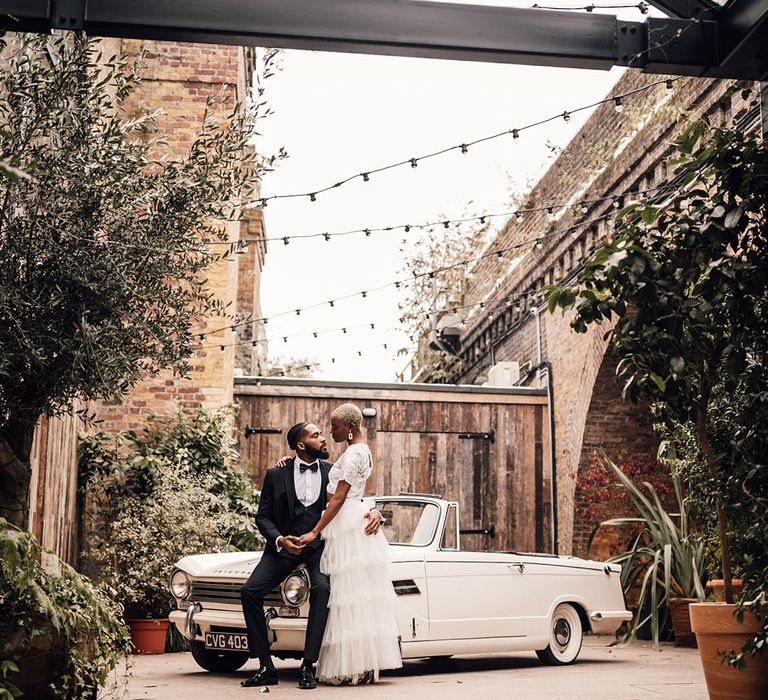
[570, 350, 659, 557]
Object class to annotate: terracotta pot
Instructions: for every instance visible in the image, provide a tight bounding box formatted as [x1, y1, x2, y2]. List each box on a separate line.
[126, 618, 169, 654]
[669, 597, 698, 647]
[689, 603, 768, 700]
[707, 579, 744, 602]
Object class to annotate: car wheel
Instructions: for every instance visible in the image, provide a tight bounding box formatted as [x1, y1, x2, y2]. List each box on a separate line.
[190, 640, 249, 672]
[535, 603, 583, 665]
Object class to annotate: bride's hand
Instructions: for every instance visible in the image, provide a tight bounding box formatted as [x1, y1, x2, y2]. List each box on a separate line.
[274, 454, 292, 468]
[297, 530, 318, 547]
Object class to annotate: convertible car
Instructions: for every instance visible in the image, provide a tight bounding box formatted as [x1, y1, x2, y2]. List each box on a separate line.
[169, 494, 631, 672]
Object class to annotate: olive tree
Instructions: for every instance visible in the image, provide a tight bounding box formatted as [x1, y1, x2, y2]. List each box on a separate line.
[0, 33, 277, 527]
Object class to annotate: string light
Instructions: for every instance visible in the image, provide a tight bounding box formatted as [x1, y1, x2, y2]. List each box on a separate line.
[613, 96, 624, 113]
[199, 283, 538, 354]
[190, 182, 676, 250]
[195, 181, 680, 339]
[562, 111, 571, 123]
[247, 77, 680, 207]
[532, 2, 651, 10]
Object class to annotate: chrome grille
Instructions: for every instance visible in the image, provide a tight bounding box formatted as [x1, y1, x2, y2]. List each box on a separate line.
[190, 580, 283, 606]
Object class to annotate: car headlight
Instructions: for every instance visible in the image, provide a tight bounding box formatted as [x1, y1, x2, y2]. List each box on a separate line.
[281, 573, 308, 606]
[170, 569, 191, 600]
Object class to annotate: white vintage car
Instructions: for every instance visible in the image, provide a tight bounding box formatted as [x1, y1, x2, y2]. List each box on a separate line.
[169, 494, 631, 672]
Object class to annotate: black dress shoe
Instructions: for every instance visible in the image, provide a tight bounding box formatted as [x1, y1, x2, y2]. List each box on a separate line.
[241, 666, 279, 687]
[298, 664, 317, 690]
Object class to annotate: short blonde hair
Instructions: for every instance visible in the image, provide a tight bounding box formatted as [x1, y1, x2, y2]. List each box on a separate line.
[331, 403, 363, 431]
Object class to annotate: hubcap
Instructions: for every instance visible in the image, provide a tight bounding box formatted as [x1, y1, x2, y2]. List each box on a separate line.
[554, 618, 571, 647]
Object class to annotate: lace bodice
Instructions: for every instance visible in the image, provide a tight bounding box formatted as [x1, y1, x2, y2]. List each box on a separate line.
[327, 443, 372, 498]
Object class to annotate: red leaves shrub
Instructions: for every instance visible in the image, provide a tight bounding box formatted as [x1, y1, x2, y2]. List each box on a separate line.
[573, 453, 675, 559]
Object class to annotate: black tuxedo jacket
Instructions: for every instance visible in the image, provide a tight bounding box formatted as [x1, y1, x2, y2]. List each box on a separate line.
[255, 457, 332, 554]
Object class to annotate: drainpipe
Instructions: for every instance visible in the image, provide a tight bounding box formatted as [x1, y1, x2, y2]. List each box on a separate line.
[531, 305, 543, 387]
[542, 361, 559, 555]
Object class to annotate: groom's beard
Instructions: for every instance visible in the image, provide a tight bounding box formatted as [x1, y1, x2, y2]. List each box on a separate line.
[305, 444, 329, 460]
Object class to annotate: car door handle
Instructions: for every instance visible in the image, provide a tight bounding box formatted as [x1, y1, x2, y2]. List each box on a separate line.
[508, 562, 525, 573]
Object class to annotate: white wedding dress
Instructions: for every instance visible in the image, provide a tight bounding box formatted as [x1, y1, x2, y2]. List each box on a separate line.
[316, 442, 402, 683]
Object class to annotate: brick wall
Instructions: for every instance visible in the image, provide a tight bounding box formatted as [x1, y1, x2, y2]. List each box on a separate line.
[93, 40, 264, 431]
[445, 71, 754, 553]
[571, 353, 659, 556]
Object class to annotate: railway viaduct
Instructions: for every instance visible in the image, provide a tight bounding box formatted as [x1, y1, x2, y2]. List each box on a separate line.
[439, 72, 760, 554]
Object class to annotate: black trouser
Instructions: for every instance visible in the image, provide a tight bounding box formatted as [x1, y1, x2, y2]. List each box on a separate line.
[240, 544, 330, 663]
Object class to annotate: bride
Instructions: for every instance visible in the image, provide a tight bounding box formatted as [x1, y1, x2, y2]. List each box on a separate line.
[296, 403, 402, 684]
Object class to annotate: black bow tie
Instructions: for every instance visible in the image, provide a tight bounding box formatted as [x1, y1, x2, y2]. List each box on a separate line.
[299, 462, 319, 473]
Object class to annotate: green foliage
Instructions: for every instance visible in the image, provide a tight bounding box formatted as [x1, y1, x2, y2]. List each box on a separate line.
[657, 397, 768, 666]
[0, 660, 22, 699]
[80, 407, 262, 619]
[0, 521, 130, 699]
[0, 32, 282, 527]
[546, 117, 768, 662]
[590, 456, 706, 649]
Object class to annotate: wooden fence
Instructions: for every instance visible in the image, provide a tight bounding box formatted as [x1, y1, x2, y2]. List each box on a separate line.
[27, 403, 85, 566]
[235, 378, 553, 553]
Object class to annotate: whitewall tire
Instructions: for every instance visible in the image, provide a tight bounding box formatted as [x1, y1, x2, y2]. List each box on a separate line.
[535, 603, 583, 665]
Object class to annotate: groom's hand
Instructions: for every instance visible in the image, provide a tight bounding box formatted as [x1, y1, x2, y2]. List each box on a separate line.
[281, 535, 304, 556]
[364, 510, 382, 535]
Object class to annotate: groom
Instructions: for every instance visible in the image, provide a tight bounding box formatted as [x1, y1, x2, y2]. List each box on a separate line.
[240, 421, 382, 690]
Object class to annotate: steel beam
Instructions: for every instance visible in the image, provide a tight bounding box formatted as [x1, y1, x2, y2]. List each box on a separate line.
[0, 0, 765, 80]
[717, 0, 768, 78]
[642, 0, 719, 19]
[76, 0, 630, 72]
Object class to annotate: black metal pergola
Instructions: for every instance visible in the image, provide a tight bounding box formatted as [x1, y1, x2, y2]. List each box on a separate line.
[1, 0, 766, 81]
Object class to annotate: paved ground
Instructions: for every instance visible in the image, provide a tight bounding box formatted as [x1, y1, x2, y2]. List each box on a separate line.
[108, 637, 708, 699]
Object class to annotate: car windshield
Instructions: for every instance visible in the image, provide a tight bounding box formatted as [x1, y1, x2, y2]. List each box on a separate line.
[375, 500, 440, 546]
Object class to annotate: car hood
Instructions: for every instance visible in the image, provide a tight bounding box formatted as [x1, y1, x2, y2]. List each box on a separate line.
[175, 551, 264, 578]
[174, 546, 428, 579]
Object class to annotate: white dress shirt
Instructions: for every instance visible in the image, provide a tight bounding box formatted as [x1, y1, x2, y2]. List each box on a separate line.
[275, 457, 321, 550]
[293, 457, 322, 506]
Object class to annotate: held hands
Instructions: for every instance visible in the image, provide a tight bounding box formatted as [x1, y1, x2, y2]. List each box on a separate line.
[296, 530, 318, 547]
[281, 535, 304, 556]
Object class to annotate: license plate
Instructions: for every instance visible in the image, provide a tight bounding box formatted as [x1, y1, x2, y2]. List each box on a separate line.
[204, 631, 249, 652]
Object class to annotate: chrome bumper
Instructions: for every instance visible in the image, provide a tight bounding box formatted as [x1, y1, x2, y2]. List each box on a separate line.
[588, 609, 633, 634]
[169, 606, 308, 652]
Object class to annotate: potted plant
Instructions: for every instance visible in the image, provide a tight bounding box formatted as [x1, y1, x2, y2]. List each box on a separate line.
[547, 111, 767, 697]
[80, 409, 261, 654]
[589, 455, 706, 647]
[0, 520, 130, 698]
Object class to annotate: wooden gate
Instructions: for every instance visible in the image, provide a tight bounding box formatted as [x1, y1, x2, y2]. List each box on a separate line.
[235, 378, 552, 553]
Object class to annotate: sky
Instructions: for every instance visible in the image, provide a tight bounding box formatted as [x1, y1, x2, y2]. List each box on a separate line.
[251, 1, 658, 382]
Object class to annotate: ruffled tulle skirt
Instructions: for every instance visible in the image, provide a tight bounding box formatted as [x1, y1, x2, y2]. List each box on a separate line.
[317, 498, 402, 683]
